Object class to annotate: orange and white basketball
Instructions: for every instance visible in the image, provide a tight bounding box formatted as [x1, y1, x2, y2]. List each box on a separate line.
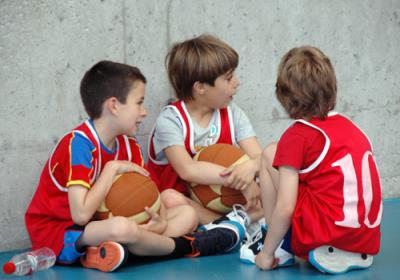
[189, 144, 248, 214]
[94, 172, 161, 224]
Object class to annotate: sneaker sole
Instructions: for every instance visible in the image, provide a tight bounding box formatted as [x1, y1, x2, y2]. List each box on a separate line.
[309, 246, 373, 274]
[81, 242, 126, 272]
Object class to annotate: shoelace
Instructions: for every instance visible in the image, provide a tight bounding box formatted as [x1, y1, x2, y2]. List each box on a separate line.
[232, 204, 251, 226]
[248, 226, 264, 245]
[232, 204, 255, 241]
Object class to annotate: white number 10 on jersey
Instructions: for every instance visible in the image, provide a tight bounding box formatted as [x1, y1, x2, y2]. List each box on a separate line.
[332, 151, 382, 229]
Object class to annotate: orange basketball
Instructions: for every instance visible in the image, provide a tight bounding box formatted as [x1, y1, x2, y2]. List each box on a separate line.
[94, 172, 161, 224]
[189, 144, 248, 214]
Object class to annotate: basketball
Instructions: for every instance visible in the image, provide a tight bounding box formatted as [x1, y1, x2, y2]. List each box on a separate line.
[189, 144, 248, 214]
[94, 172, 161, 224]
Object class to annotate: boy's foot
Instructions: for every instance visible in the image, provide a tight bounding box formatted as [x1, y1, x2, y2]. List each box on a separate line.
[240, 224, 295, 267]
[185, 221, 246, 257]
[308, 246, 373, 274]
[244, 217, 266, 243]
[80, 241, 128, 272]
[199, 204, 251, 233]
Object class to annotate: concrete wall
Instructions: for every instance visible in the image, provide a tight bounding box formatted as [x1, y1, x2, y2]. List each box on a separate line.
[0, 0, 399, 252]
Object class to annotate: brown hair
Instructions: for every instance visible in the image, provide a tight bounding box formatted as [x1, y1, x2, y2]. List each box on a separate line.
[80, 61, 146, 119]
[275, 46, 337, 119]
[166, 34, 238, 101]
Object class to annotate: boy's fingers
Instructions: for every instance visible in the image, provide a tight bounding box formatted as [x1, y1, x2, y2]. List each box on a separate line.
[272, 258, 280, 269]
[134, 166, 149, 176]
[145, 206, 160, 219]
[220, 166, 234, 177]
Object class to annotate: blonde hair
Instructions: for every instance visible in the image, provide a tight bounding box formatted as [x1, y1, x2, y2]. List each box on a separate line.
[166, 34, 238, 101]
[275, 46, 337, 119]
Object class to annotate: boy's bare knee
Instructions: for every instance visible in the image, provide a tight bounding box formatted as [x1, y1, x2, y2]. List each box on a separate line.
[181, 205, 199, 231]
[161, 189, 189, 207]
[108, 217, 139, 242]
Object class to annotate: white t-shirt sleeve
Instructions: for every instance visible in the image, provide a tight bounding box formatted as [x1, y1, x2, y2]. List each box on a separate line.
[152, 107, 185, 157]
[230, 102, 256, 142]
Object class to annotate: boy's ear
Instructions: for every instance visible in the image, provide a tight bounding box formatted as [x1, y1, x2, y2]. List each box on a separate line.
[104, 97, 119, 116]
[193, 81, 206, 95]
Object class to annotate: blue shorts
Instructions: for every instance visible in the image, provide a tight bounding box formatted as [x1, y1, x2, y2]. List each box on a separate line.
[57, 225, 85, 264]
[282, 227, 293, 254]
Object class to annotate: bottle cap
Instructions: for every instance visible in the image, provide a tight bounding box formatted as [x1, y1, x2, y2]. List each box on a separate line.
[3, 262, 16, 274]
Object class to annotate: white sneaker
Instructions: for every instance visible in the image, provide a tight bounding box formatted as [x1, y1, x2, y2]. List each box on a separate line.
[244, 217, 266, 243]
[309, 246, 373, 274]
[200, 204, 251, 232]
[239, 224, 295, 267]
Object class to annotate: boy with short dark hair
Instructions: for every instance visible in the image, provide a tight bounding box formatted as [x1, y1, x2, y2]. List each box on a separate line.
[246, 46, 382, 274]
[25, 61, 245, 273]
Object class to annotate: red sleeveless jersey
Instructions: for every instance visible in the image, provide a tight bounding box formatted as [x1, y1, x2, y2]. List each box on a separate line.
[147, 101, 235, 195]
[287, 114, 382, 259]
[25, 120, 144, 255]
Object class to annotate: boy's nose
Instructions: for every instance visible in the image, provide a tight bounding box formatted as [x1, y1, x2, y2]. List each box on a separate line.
[141, 107, 147, 117]
[233, 76, 240, 88]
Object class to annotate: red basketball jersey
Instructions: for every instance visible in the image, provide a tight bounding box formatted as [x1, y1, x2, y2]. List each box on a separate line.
[276, 114, 382, 259]
[147, 101, 235, 195]
[25, 120, 144, 255]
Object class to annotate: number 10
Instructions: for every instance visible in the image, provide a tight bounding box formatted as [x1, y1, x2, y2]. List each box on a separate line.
[332, 152, 382, 229]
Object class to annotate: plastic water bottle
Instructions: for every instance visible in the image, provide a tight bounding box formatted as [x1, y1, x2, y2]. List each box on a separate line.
[2, 247, 56, 276]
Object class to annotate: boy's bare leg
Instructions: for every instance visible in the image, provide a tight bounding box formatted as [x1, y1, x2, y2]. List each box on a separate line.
[246, 203, 264, 223]
[77, 217, 175, 256]
[259, 143, 280, 225]
[160, 188, 221, 225]
[187, 199, 221, 225]
[160, 189, 190, 208]
[163, 204, 199, 237]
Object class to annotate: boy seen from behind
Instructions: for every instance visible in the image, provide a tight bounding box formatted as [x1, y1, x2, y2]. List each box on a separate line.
[243, 46, 382, 274]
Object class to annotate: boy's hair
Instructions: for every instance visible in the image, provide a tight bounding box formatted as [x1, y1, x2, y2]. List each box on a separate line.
[275, 46, 337, 119]
[166, 34, 238, 101]
[80, 61, 146, 119]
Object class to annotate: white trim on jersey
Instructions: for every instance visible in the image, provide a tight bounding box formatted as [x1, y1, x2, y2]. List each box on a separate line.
[295, 119, 331, 174]
[180, 101, 197, 155]
[226, 106, 237, 146]
[332, 111, 375, 152]
[147, 105, 182, 165]
[48, 130, 92, 192]
[123, 135, 132, 161]
[48, 121, 106, 192]
[147, 125, 164, 164]
[215, 109, 222, 145]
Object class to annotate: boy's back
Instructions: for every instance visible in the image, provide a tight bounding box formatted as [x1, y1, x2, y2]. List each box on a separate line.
[282, 114, 382, 259]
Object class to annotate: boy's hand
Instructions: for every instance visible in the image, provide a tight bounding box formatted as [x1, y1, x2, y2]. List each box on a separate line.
[138, 206, 167, 234]
[108, 160, 149, 177]
[220, 159, 258, 190]
[241, 181, 260, 210]
[255, 249, 279, 270]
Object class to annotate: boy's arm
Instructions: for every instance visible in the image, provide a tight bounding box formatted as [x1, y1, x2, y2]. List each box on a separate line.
[164, 145, 227, 185]
[68, 161, 149, 226]
[165, 144, 260, 209]
[255, 166, 298, 270]
[221, 136, 262, 190]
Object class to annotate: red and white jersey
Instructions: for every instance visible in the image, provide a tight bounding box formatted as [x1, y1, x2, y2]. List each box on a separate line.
[147, 100, 236, 195]
[275, 113, 382, 259]
[25, 120, 144, 256]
